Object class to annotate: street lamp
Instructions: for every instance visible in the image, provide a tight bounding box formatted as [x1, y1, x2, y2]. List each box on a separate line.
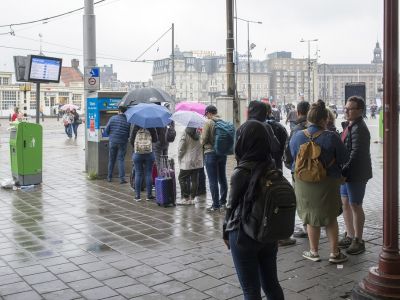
[300, 38, 318, 102]
[235, 17, 262, 103]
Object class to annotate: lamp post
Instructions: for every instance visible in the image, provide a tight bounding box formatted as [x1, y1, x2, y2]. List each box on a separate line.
[300, 38, 318, 102]
[235, 17, 262, 103]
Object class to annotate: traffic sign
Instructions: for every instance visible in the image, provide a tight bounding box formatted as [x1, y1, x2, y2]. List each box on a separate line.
[84, 66, 100, 91]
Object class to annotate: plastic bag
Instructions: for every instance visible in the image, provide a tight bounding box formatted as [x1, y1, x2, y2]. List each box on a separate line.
[1, 178, 15, 189]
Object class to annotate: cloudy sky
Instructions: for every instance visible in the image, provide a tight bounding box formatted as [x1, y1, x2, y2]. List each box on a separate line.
[0, 0, 383, 82]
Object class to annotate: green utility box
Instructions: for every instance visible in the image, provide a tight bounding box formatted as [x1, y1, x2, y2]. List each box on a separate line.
[9, 122, 43, 186]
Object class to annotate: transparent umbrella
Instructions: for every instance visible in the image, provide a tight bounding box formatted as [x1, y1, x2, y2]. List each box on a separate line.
[171, 111, 206, 128]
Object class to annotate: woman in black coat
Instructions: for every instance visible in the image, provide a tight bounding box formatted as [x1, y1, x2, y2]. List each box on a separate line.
[223, 120, 284, 300]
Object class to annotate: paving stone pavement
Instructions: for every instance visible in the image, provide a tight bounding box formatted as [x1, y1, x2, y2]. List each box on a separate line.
[0, 117, 396, 300]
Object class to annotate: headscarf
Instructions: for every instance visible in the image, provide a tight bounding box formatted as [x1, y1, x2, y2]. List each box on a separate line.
[247, 101, 267, 122]
[235, 120, 274, 220]
[235, 120, 271, 163]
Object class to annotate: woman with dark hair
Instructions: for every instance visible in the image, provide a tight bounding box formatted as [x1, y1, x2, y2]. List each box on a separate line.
[289, 100, 349, 263]
[223, 120, 284, 300]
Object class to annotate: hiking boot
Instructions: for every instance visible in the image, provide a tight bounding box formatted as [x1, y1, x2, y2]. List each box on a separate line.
[329, 250, 348, 264]
[279, 238, 297, 246]
[346, 238, 366, 255]
[302, 250, 321, 262]
[338, 233, 353, 249]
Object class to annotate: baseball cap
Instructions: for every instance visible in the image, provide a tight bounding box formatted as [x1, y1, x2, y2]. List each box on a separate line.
[205, 105, 217, 115]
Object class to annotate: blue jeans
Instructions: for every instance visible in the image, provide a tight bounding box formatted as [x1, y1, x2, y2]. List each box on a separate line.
[72, 123, 79, 137]
[64, 124, 72, 137]
[229, 230, 284, 300]
[133, 152, 155, 198]
[204, 152, 227, 208]
[107, 142, 128, 181]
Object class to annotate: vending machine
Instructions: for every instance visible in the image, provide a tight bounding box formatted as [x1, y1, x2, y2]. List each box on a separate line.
[86, 91, 132, 178]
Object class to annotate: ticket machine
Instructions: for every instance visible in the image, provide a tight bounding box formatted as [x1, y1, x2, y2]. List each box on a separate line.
[86, 91, 132, 179]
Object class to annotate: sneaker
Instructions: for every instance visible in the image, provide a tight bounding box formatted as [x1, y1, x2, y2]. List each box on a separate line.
[338, 233, 353, 249]
[302, 250, 321, 262]
[135, 197, 142, 202]
[293, 227, 308, 238]
[177, 198, 190, 205]
[120, 180, 128, 184]
[346, 238, 366, 255]
[146, 195, 155, 201]
[206, 206, 220, 213]
[329, 250, 348, 264]
[279, 238, 297, 246]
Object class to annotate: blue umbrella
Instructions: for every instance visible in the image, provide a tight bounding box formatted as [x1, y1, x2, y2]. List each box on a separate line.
[125, 103, 171, 128]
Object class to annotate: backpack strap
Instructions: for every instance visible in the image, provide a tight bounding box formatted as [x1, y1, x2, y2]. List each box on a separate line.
[303, 129, 324, 140]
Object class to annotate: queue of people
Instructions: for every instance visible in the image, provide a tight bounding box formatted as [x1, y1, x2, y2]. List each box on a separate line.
[101, 98, 372, 300]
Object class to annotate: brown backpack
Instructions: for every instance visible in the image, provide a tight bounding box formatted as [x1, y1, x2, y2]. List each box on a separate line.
[294, 130, 332, 182]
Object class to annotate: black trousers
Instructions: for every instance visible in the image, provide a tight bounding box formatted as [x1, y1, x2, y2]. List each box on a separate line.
[178, 169, 199, 199]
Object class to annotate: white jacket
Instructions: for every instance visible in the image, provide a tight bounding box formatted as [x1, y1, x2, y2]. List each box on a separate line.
[178, 131, 204, 170]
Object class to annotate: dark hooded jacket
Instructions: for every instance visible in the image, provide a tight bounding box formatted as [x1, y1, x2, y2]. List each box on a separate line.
[246, 101, 280, 154]
[283, 115, 307, 170]
[223, 120, 274, 240]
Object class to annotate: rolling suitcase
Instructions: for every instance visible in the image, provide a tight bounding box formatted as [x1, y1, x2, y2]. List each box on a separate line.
[155, 176, 175, 207]
[155, 156, 176, 207]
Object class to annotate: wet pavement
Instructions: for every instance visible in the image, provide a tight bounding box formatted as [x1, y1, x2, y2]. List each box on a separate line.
[0, 117, 391, 300]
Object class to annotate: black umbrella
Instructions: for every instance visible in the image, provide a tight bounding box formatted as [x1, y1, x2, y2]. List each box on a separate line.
[119, 87, 172, 107]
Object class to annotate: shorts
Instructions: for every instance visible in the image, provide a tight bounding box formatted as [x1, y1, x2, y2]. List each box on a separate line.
[340, 182, 367, 205]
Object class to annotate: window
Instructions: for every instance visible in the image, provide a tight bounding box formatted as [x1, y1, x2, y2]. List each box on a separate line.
[72, 94, 82, 106]
[59, 92, 69, 97]
[2, 78, 9, 85]
[1, 91, 17, 110]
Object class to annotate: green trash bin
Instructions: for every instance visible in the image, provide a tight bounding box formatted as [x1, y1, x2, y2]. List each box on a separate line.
[9, 122, 43, 186]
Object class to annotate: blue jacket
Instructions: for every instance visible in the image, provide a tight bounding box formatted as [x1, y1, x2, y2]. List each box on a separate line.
[289, 125, 349, 178]
[104, 114, 131, 144]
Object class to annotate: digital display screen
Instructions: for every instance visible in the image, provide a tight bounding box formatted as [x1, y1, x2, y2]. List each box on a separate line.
[28, 55, 62, 83]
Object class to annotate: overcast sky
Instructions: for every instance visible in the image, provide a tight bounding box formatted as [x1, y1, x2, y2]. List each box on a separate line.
[0, 0, 383, 82]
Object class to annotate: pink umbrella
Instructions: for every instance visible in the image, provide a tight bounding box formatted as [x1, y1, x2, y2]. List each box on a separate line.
[175, 101, 206, 115]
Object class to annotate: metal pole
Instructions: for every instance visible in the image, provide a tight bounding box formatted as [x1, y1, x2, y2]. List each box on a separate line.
[353, 0, 400, 298]
[247, 21, 251, 103]
[171, 23, 175, 108]
[226, 0, 238, 127]
[35, 83, 40, 124]
[83, 0, 96, 171]
[307, 40, 311, 102]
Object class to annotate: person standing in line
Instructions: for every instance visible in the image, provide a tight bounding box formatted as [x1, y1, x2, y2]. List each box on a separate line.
[290, 100, 349, 263]
[201, 105, 228, 213]
[177, 127, 203, 205]
[247, 101, 281, 155]
[71, 108, 81, 139]
[283, 101, 310, 239]
[338, 96, 372, 255]
[62, 109, 73, 138]
[153, 103, 176, 169]
[130, 125, 158, 202]
[223, 120, 284, 300]
[104, 106, 131, 184]
[286, 104, 298, 131]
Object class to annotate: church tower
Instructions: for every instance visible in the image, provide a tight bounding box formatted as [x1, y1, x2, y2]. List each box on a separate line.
[372, 41, 383, 64]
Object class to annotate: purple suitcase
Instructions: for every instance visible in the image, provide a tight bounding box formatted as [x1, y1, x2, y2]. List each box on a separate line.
[155, 176, 175, 207]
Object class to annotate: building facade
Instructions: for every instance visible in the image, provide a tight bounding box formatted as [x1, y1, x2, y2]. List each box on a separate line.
[317, 42, 383, 105]
[152, 45, 270, 104]
[266, 51, 315, 105]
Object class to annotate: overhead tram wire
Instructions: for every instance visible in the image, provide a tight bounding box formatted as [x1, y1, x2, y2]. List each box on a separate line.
[133, 26, 172, 62]
[0, 0, 107, 28]
[0, 45, 154, 63]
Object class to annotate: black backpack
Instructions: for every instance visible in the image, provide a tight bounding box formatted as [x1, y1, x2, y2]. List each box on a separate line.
[241, 169, 296, 243]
